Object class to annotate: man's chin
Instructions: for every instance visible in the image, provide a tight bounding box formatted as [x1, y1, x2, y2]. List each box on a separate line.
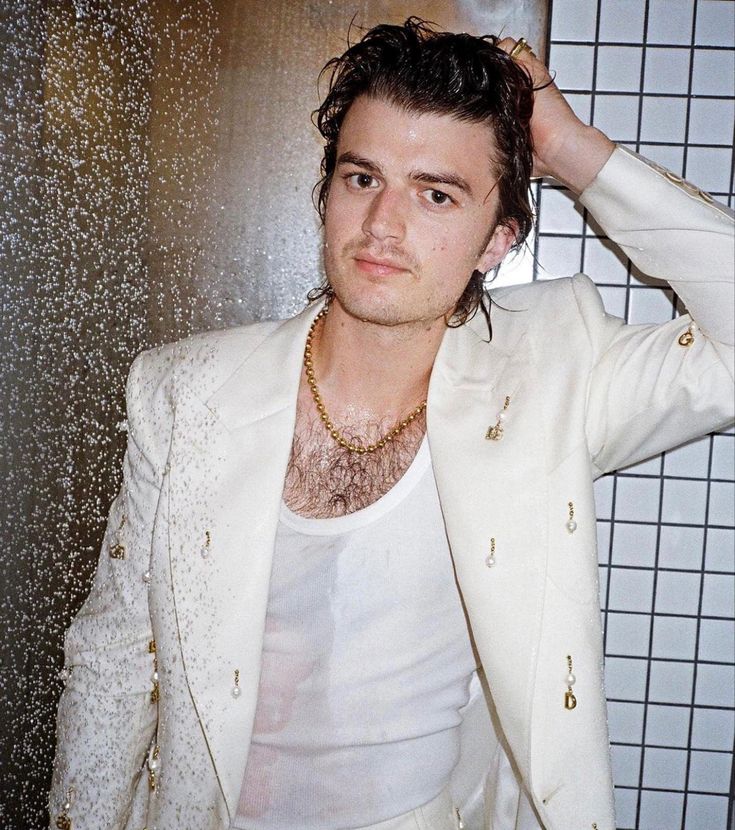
[332, 293, 445, 331]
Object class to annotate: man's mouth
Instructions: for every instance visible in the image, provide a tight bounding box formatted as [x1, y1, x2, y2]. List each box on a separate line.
[353, 253, 408, 276]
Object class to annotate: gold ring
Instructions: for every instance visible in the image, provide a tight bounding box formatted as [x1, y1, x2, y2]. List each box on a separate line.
[509, 37, 533, 59]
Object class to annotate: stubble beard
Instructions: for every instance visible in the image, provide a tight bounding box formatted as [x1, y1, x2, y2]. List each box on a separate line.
[322, 238, 450, 330]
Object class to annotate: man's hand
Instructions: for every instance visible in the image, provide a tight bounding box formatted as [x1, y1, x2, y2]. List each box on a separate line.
[498, 37, 615, 194]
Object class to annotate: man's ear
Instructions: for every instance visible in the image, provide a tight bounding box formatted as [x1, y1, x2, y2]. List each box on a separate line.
[475, 221, 518, 273]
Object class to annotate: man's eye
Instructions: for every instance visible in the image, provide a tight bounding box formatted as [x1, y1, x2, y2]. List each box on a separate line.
[347, 173, 377, 189]
[423, 189, 453, 206]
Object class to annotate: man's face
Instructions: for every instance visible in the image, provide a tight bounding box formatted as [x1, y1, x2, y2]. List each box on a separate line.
[323, 95, 515, 329]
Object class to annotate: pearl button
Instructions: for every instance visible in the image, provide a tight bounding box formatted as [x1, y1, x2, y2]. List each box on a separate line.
[231, 686, 242, 698]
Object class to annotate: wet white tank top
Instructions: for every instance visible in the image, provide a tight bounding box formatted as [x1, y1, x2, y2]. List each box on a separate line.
[233, 438, 477, 829]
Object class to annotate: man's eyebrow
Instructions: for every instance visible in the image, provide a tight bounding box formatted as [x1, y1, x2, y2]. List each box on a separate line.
[336, 152, 382, 174]
[410, 169, 474, 199]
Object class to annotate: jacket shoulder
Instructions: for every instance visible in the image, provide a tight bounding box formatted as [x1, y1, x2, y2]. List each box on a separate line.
[130, 319, 282, 401]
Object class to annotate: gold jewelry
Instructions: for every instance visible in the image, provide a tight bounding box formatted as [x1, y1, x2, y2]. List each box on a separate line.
[509, 37, 533, 59]
[304, 307, 427, 455]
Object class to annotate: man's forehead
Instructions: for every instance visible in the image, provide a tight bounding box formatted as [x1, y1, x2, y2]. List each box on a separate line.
[336, 96, 499, 182]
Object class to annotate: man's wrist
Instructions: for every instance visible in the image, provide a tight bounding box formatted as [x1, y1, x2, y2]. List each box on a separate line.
[541, 126, 616, 195]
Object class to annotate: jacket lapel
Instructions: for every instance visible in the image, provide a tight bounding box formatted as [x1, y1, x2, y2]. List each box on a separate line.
[167, 304, 322, 819]
[428, 308, 547, 780]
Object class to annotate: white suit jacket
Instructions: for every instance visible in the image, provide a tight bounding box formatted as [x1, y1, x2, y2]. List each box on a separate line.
[50, 148, 734, 830]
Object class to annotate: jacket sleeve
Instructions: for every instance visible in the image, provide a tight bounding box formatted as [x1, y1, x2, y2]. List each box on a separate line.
[49, 351, 166, 830]
[573, 146, 735, 477]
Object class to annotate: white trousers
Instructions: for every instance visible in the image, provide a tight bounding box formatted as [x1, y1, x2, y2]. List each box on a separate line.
[354, 788, 461, 830]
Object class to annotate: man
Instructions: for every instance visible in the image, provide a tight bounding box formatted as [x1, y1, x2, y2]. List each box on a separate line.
[50, 18, 734, 830]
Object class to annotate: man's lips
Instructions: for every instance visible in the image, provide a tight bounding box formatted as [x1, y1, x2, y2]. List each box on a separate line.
[353, 254, 409, 276]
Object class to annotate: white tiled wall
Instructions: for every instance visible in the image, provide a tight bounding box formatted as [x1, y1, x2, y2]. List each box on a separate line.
[534, 1, 735, 827]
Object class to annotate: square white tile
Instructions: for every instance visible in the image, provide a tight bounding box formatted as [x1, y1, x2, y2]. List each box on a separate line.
[607, 611, 652, 656]
[646, 0, 695, 45]
[691, 707, 734, 751]
[550, 43, 595, 91]
[615, 476, 662, 523]
[642, 746, 688, 789]
[605, 655, 650, 700]
[655, 570, 702, 616]
[537, 187, 585, 234]
[705, 527, 734, 573]
[684, 795, 730, 830]
[695, 663, 735, 706]
[612, 521, 659, 568]
[597, 284, 629, 319]
[609, 568, 655, 612]
[711, 435, 735, 481]
[687, 749, 732, 792]
[645, 703, 691, 747]
[608, 700, 646, 743]
[596, 45, 643, 92]
[688, 97, 735, 146]
[627, 286, 675, 324]
[644, 46, 691, 94]
[696, 0, 735, 48]
[611, 743, 643, 787]
[652, 614, 697, 659]
[640, 95, 689, 143]
[701, 572, 735, 617]
[638, 789, 684, 830]
[708, 481, 735, 527]
[598, 0, 646, 43]
[648, 659, 695, 704]
[686, 145, 734, 194]
[692, 48, 735, 96]
[583, 235, 629, 284]
[698, 618, 735, 663]
[661, 477, 709, 524]
[593, 94, 641, 142]
[613, 787, 639, 830]
[535, 235, 583, 279]
[595, 474, 615, 519]
[658, 523, 705, 570]
[550, 0, 599, 42]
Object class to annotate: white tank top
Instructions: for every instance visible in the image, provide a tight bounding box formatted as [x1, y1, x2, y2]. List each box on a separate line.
[233, 439, 477, 829]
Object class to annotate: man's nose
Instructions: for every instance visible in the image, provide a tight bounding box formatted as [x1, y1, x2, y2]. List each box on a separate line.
[361, 187, 406, 242]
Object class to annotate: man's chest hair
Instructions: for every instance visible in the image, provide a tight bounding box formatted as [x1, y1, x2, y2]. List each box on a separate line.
[283, 413, 426, 519]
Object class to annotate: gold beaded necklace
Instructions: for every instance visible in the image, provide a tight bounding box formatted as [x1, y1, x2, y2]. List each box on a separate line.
[304, 306, 427, 455]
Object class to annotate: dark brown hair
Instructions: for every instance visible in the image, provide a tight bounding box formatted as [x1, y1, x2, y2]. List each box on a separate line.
[310, 17, 537, 329]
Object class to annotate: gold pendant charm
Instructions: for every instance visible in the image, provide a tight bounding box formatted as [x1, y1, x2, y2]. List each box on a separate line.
[55, 816, 71, 830]
[564, 689, 577, 710]
[486, 396, 511, 441]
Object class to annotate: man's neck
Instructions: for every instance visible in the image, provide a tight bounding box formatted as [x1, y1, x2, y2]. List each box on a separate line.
[311, 299, 446, 419]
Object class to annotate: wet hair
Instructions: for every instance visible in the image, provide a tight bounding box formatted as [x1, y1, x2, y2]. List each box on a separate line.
[310, 17, 537, 329]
